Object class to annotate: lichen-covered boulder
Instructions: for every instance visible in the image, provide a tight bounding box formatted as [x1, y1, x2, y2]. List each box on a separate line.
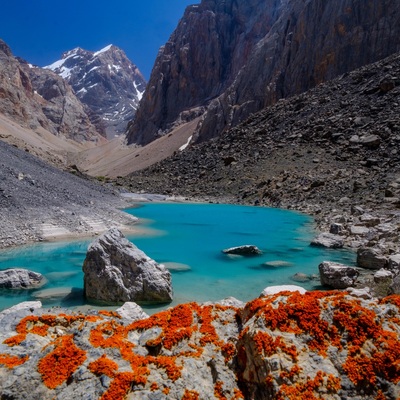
[0, 268, 45, 289]
[0, 292, 399, 399]
[319, 261, 359, 289]
[82, 228, 173, 304]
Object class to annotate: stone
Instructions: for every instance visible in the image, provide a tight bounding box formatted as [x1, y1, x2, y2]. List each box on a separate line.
[319, 261, 359, 289]
[291, 273, 311, 282]
[329, 222, 344, 235]
[222, 245, 262, 256]
[359, 134, 381, 149]
[388, 254, 400, 270]
[0, 268, 45, 289]
[374, 269, 393, 283]
[346, 287, 372, 299]
[0, 301, 42, 320]
[310, 233, 344, 249]
[359, 214, 381, 227]
[82, 228, 173, 304]
[115, 302, 149, 322]
[350, 225, 370, 236]
[357, 248, 388, 270]
[260, 285, 307, 296]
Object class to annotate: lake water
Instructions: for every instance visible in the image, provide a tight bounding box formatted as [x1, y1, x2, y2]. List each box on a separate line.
[0, 203, 356, 313]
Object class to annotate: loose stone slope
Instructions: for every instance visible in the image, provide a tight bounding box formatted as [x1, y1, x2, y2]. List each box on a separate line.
[0, 291, 399, 399]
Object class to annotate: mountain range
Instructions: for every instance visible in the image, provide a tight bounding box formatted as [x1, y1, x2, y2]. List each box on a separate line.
[46, 45, 146, 138]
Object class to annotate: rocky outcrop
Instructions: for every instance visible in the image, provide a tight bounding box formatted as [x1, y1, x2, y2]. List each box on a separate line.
[82, 228, 173, 304]
[127, 0, 400, 145]
[222, 245, 262, 256]
[0, 39, 102, 143]
[46, 45, 146, 138]
[0, 269, 44, 289]
[311, 233, 344, 249]
[0, 291, 399, 399]
[319, 261, 359, 289]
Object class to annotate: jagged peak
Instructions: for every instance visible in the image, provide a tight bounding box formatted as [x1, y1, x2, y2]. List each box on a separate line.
[93, 44, 114, 57]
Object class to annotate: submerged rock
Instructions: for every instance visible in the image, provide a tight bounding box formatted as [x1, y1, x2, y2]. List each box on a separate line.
[222, 245, 262, 256]
[0, 268, 45, 289]
[82, 228, 173, 304]
[319, 261, 359, 289]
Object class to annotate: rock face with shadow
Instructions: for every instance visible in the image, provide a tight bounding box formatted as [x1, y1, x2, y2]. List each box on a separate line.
[82, 228, 173, 304]
[127, 0, 400, 146]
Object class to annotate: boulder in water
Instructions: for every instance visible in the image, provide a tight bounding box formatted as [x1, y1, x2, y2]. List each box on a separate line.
[222, 245, 262, 256]
[0, 268, 45, 289]
[82, 228, 173, 304]
[310, 233, 344, 249]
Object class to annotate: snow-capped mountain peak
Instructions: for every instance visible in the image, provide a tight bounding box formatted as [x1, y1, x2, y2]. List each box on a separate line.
[44, 45, 146, 138]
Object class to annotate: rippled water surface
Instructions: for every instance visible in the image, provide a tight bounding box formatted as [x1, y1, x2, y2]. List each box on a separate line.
[0, 203, 356, 313]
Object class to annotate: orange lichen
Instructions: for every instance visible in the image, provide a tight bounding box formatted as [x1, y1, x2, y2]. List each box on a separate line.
[150, 382, 159, 391]
[222, 342, 236, 362]
[100, 372, 136, 400]
[253, 332, 297, 361]
[99, 310, 121, 318]
[214, 381, 227, 400]
[0, 354, 28, 369]
[88, 354, 118, 378]
[182, 389, 200, 399]
[276, 371, 339, 400]
[38, 335, 86, 389]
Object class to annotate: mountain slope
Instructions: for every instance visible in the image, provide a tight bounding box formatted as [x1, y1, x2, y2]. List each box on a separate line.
[46, 45, 146, 138]
[127, 0, 400, 145]
[0, 39, 101, 144]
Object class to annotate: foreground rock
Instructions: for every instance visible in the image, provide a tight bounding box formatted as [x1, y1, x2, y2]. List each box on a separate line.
[222, 245, 262, 256]
[82, 228, 173, 304]
[0, 269, 44, 289]
[0, 291, 399, 399]
[319, 261, 359, 289]
[311, 233, 344, 249]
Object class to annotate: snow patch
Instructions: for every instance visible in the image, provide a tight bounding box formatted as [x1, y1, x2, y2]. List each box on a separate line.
[76, 87, 88, 95]
[94, 44, 113, 57]
[134, 81, 144, 101]
[179, 135, 193, 151]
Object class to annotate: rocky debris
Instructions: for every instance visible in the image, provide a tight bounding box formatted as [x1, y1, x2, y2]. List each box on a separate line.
[82, 228, 173, 304]
[121, 51, 400, 295]
[388, 254, 400, 269]
[1, 291, 399, 399]
[357, 248, 388, 270]
[46, 45, 146, 138]
[0, 39, 101, 143]
[222, 245, 262, 256]
[0, 139, 136, 249]
[0, 269, 45, 289]
[127, 0, 400, 145]
[318, 261, 359, 289]
[310, 233, 344, 249]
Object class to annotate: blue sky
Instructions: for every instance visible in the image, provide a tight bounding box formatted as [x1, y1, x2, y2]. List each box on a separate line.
[0, 1, 196, 79]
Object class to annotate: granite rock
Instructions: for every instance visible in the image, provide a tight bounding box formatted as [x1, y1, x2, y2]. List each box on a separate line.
[0, 269, 45, 289]
[82, 228, 173, 304]
[319, 261, 359, 289]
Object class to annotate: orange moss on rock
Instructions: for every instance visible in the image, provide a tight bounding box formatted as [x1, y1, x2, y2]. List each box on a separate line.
[38, 335, 87, 389]
[100, 372, 136, 400]
[88, 354, 118, 378]
[182, 389, 200, 399]
[0, 353, 28, 368]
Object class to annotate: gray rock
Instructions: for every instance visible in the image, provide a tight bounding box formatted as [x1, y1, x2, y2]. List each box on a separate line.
[360, 214, 381, 227]
[291, 273, 311, 282]
[359, 134, 381, 148]
[222, 245, 262, 256]
[116, 302, 149, 322]
[388, 254, 400, 269]
[374, 269, 393, 283]
[261, 285, 307, 296]
[346, 287, 372, 299]
[357, 247, 388, 269]
[319, 261, 359, 289]
[0, 268, 45, 289]
[350, 225, 370, 236]
[310, 233, 344, 249]
[330, 223, 344, 235]
[82, 228, 173, 304]
[0, 301, 42, 320]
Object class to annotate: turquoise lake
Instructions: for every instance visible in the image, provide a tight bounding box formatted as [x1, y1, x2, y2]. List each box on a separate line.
[0, 203, 356, 313]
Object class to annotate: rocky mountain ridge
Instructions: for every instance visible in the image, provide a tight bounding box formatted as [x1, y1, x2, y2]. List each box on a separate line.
[0, 40, 102, 143]
[127, 0, 400, 146]
[46, 45, 146, 138]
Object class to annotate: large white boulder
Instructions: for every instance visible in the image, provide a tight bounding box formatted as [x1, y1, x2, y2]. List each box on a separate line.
[319, 261, 359, 289]
[82, 228, 173, 304]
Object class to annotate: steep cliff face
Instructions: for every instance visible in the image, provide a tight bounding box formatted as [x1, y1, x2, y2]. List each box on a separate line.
[0, 39, 101, 143]
[46, 45, 146, 138]
[127, 0, 400, 145]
